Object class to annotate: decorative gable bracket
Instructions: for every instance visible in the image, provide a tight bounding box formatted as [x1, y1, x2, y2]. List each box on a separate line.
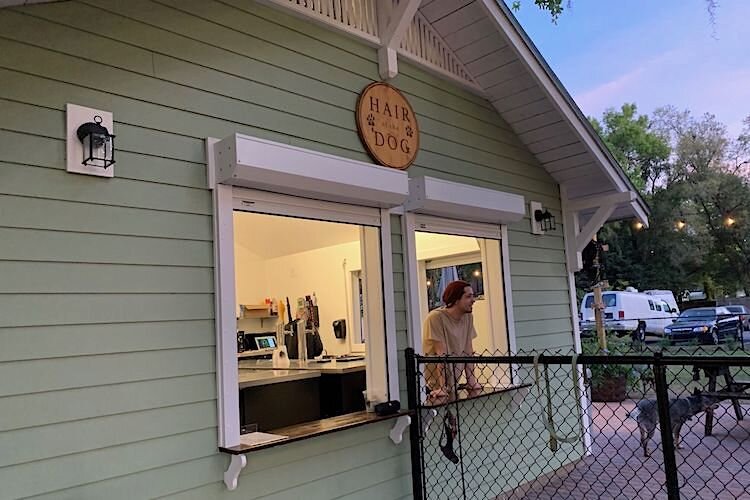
[377, 0, 421, 79]
[562, 190, 646, 272]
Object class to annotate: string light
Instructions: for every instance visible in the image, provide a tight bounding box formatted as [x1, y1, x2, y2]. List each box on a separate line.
[675, 220, 686, 230]
[724, 216, 736, 227]
[633, 221, 644, 231]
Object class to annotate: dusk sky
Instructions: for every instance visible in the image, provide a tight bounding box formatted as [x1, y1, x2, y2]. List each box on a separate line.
[506, 0, 749, 136]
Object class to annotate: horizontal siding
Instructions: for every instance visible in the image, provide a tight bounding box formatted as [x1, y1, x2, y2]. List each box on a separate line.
[0, 347, 215, 397]
[0, 261, 213, 293]
[0, 227, 214, 266]
[0, 320, 215, 362]
[0, 293, 214, 328]
[0, 374, 216, 432]
[0, 0, 575, 498]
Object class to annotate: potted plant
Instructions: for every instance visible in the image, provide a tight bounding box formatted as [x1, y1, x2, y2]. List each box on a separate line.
[582, 334, 634, 402]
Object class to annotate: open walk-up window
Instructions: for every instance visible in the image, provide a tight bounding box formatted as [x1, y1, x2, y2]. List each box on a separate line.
[209, 134, 408, 456]
[408, 215, 512, 389]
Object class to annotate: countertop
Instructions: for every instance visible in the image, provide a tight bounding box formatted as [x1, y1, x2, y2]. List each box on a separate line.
[238, 358, 366, 374]
[238, 368, 321, 389]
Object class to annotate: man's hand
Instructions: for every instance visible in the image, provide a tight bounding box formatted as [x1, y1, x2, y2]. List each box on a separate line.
[465, 381, 482, 392]
[428, 388, 448, 399]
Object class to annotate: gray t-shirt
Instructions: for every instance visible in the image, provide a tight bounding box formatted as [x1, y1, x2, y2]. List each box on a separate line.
[422, 308, 477, 356]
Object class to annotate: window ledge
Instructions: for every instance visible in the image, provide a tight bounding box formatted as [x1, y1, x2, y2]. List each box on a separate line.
[219, 410, 413, 490]
[421, 383, 532, 409]
[219, 410, 414, 455]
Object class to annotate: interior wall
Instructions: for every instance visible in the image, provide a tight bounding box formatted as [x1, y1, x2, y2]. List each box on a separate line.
[261, 241, 361, 356]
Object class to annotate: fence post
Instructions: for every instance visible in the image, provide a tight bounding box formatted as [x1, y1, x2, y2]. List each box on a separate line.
[653, 352, 680, 500]
[405, 348, 424, 500]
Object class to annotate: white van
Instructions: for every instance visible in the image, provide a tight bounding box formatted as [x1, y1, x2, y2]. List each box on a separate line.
[643, 290, 680, 315]
[579, 289, 680, 340]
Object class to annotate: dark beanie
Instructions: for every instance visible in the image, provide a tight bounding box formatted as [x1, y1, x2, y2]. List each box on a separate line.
[442, 280, 470, 307]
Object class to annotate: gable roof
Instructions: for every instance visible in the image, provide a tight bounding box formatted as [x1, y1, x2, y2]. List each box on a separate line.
[419, 0, 648, 223]
[1, 0, 649, 224]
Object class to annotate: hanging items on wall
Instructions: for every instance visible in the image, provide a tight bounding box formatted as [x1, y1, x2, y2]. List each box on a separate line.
[355, 82, 419, 170]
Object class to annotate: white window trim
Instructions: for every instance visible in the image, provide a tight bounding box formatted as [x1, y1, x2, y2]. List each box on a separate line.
[208, 138, 401, 449]
[402, 213, 517, 355]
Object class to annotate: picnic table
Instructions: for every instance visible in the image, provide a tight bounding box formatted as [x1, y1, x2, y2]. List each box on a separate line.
[694, 365, 750, 436]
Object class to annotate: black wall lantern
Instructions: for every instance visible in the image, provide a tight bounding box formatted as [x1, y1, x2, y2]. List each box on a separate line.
[534, 209, 556, 232]
[76, 115, 115, 168]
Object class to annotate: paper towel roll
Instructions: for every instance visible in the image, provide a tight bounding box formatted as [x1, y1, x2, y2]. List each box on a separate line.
[272, 345, 290, 368]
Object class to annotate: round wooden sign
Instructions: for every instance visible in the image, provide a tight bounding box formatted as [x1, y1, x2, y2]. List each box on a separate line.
[356, 82, 419, 170]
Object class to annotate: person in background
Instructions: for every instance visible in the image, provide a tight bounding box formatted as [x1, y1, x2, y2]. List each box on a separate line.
[423, 280, 482, 399]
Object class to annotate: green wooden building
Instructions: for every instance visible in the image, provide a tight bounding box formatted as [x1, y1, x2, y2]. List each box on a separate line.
[0, 0, 647, 498]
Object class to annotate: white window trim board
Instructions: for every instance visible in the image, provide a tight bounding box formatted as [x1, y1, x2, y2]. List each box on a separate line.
[213, 182, 240, 449]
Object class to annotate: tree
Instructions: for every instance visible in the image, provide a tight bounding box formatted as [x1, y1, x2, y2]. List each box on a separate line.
[584, 106, 750, 299]
[510, 0, 719, 23]
[729, 115, 750, 176]
[590, 104, 670, 193]
[652, 106, 730, 182]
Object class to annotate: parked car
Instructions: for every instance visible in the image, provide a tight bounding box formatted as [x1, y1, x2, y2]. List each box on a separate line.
[663, 307, 742, 345]
[580, 290, 679, 341]
[724, 305, 750, 331]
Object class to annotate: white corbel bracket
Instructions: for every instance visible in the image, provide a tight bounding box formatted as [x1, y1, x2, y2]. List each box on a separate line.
[564, 191, 641, 272]
[377, 0, 421, 80]
[389, 415, 412, 444]
[224, 454, 247, 491]
[421, 408, 438, 433]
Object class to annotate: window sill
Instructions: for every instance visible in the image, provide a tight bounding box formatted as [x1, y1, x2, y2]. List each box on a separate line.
[219, 410, 414, 455]
[421, 383, 532, 409]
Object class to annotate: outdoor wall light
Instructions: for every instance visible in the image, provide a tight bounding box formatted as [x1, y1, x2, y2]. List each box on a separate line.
[633, 220, 644, 231]
[76, 115, 115, 169]
[530, 201, 554, 235]
[66, 104, 115, 178]
[534, 209, 556, 232]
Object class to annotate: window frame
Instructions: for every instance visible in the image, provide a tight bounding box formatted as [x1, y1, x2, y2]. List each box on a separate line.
[213, 185, 398, 448]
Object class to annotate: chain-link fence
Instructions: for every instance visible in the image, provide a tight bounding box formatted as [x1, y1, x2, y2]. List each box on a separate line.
[406, 346, 750, 500]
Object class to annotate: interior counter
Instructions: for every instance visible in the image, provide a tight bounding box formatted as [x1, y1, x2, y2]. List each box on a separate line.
[238, 358, 366, 374]
[238, 368, 321, 389]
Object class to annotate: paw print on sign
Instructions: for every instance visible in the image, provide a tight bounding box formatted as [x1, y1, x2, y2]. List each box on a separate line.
[405, 125, 413, 138]
[367, 114, 375, 127]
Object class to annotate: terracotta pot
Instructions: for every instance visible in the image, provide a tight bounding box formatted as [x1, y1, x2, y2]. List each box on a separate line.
[590, 374, 627, 402]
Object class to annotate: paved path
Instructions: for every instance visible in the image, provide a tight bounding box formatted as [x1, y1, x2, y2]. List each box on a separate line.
[502, 401, 750, 499]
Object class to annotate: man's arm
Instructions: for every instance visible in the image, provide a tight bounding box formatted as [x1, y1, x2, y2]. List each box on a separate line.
[463, 332, 481, 389]
[427, 339, 447, 397]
